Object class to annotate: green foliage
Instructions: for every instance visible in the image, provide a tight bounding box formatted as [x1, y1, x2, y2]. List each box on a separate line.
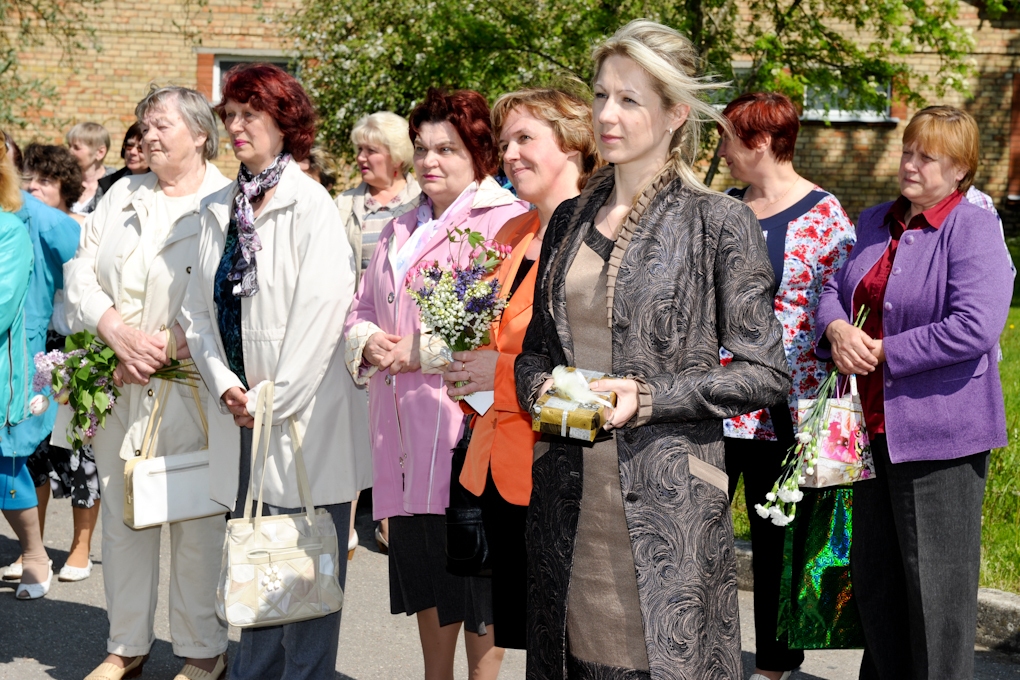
[288, 0, 976, 160]
[0, 0, 103, 129]
[982, 306, 1020, 594]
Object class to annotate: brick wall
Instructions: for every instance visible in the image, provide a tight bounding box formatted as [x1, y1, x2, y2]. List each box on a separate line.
[9, 0, 300, 177]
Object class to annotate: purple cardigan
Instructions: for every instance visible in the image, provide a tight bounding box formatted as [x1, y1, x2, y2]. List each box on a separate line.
[815, 196, 1013, 463]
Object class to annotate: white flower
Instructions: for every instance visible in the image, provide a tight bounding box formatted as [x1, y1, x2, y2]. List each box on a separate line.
[796, 432, 813, 444]
[765, 492, 777, 502]
[805, 467, 814, 475]
[29, 395, 49, 416]
[771, 513, 793, 527]
[798, 476, 807, 485]
[754, 504, 770, 519]
[778, 489, 804, 503]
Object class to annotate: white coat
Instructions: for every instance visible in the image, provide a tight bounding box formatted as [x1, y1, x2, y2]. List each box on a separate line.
[183, 161, 372, 509]
[62, 165, 234, 469]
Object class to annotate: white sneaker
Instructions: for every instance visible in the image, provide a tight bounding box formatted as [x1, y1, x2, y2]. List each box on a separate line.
[58, 559, 93, 582]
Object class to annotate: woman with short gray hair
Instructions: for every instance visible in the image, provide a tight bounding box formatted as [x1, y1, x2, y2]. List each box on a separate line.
[63, 85, 233, 680]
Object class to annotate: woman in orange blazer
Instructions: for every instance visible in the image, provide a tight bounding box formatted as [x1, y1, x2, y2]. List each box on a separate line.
[443, 88, 600, 650]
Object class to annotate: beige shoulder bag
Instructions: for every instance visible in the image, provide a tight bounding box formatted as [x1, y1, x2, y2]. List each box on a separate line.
[217, 382, 344, 627]
[123, 370, 224, 529]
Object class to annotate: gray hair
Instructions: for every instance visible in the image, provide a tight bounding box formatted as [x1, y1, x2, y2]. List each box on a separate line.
[135, 86, 219, 160]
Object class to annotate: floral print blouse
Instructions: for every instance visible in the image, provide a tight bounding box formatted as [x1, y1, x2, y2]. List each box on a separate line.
[722, 187, 856, 440]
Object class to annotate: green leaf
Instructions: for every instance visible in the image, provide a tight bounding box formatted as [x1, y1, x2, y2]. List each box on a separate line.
[100, 347, 115, 361]
[80, 390, 93, 411]
[94, 391, 109, 412]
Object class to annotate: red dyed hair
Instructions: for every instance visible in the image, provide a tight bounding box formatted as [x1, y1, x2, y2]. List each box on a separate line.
[721, 92, 800, 163]
[216, 63, 316, 162]
[409, 88, 497, 181]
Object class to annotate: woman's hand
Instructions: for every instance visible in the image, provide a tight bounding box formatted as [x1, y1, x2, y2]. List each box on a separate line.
[364, 332, 402, 371]
[589, 378, 640, 430]
[97, 308, 166, 385]
[825, 319, 880, 375]
[388, 332, 422, 374]
[444, 350, 499, 396]
[222, 386, 254, 428]
[171, 323, 191, 361]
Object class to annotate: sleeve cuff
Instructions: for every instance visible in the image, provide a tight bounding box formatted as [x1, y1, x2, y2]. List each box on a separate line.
[628, 375, 654, 428]
[345, 321, 384, 386]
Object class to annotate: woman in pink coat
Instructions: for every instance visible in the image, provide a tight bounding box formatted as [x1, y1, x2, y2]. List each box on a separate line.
[343, 88, 527, 680]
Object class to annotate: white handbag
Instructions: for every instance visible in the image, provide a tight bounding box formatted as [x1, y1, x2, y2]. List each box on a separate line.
[123, 374, 225, 529]
[217, 382, 344, 628]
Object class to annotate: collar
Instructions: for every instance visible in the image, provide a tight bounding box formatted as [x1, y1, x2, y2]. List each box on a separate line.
[886, 190, 963, 232]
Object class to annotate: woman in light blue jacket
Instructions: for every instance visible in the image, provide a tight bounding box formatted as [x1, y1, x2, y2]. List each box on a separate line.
[0, 139, 49, 600]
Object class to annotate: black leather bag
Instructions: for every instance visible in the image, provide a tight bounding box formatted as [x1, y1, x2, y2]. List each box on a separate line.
[445, 417, 491, 577]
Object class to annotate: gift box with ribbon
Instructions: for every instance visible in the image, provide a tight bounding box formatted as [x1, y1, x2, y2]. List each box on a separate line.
[531, 368, 616, 442]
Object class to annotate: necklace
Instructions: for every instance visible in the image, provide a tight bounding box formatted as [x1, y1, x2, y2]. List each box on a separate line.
[747, 179, 799, 217]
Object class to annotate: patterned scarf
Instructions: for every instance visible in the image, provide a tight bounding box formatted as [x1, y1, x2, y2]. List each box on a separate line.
[228, 152, 291, 297]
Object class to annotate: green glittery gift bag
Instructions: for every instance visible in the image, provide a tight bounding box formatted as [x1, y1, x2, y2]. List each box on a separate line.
[776, 487, 865, 649]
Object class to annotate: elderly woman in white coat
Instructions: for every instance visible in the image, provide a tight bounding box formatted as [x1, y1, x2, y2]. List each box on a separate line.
[182, 63, 371, 680]
[62, 86, 232, 680]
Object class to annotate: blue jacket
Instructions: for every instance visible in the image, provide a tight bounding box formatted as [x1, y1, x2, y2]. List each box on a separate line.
[0, 210, 33, 455]
[0, 194, 80, 457]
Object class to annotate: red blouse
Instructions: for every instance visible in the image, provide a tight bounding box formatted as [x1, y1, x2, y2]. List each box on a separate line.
[852, 191, 963, 435]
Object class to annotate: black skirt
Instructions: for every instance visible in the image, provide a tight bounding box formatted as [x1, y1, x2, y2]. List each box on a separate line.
[26, 439, 100, 508]
[388, 513, 493, 635]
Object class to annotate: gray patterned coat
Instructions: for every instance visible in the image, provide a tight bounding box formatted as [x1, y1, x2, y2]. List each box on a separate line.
[516, 166, 791, 680]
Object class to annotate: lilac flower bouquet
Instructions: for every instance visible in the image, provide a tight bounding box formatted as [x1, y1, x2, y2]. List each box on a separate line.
[405, 227, 511, 354]
[34, 330, 198, 453]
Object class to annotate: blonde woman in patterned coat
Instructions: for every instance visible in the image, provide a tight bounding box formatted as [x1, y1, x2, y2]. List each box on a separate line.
[515, 20, 790, 680]
[717, 92, 856, 680]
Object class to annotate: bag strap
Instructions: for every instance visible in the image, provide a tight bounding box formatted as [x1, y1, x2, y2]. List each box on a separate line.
[243, 382, 316, 529]
[139, 379, 172, 460]
[835, 373, 860, 400]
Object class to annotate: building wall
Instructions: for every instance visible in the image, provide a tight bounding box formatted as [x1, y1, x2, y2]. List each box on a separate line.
[11, 0, 300, 176]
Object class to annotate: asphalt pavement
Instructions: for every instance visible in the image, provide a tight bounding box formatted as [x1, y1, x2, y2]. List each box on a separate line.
[1, 497, 1018, 679]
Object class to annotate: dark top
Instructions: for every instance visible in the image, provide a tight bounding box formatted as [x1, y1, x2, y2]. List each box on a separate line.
[509, 258, 535, 297]
[728, 187, 828, 292]
[97, 167, 132, 195]
[852, 190, 964, 435]
[214, 217, 248, 389]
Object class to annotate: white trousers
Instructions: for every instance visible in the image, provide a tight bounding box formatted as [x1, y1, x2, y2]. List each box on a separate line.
[92, 412, 228, 658]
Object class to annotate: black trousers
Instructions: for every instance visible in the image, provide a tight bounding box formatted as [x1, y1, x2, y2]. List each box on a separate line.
[479, 471, 529, 650]
[725, 405, 805, 672]
[852, 435, 988, 680]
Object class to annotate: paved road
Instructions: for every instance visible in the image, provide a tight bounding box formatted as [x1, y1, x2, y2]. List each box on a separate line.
[2, 498, 1018, 679]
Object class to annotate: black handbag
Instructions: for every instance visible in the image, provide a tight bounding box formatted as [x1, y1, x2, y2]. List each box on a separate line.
[445, 416, 492, 577]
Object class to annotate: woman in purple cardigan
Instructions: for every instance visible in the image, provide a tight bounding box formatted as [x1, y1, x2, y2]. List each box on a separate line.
[815, 106, 1013, 679]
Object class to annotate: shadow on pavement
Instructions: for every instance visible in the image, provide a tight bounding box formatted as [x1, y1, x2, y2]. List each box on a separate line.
[742, 651, 832, 680]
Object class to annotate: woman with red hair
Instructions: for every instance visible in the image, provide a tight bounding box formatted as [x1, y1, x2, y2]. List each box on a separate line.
[185, 63, 372, 680]
[344, 88, 527, 680]
[718, 91, 856, 680]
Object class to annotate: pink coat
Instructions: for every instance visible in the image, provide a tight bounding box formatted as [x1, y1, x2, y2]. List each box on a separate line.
[343, 179, 528, 519]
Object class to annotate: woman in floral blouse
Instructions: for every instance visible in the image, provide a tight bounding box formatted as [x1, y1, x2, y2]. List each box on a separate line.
[717, 91, 856, 680]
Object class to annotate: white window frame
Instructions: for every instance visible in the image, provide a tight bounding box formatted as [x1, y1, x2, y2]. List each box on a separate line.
[801, 82, 898, 124]
[202, 49, 297, 102]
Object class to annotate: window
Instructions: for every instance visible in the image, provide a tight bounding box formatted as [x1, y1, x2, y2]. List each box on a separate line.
[801, 82, 898, 123]
[194, 49, 298, 102]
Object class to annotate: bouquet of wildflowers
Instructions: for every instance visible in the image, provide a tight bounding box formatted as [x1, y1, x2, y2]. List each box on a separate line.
[406, 226, 511, 354]
[33, 330, 199, 453]
[755, 306, 873, 526]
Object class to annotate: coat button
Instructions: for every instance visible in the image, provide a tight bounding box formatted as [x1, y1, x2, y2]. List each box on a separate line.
[905, 235, 915, 245]
[160, 324, 166, 331]
[885, 379, 893, 388]
[625, 491, 640, 502]
[147, 389, 154, 397]
[892, 267, 901, 275]
[384, 375, 392, 385]
[387, 292, 395, 304]
[134, 449, 141, 456]
[883, 302, 892, 311]
[186, 266, 192, 274]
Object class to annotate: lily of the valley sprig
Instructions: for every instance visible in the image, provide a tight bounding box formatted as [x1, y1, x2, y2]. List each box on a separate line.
[755, 305, 870, 526]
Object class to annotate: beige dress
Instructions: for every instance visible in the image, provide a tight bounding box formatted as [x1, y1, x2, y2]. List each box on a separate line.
[564, 230, 650, 672]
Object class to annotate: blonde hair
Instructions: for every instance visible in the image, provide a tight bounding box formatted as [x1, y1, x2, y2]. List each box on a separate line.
[491, 88, 603, 191]
[351, 111, 414, 174]
[65, 122, 111, 153]
[902, 106, 979, 193]
[0, 136, 23, 213]
[592, 20, 730, 193]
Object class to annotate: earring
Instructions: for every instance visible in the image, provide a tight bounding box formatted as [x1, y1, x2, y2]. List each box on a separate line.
[668, 128, 673, 135]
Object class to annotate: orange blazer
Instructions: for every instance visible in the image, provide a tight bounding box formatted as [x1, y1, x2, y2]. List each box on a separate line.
[459, 211, 542, 505]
